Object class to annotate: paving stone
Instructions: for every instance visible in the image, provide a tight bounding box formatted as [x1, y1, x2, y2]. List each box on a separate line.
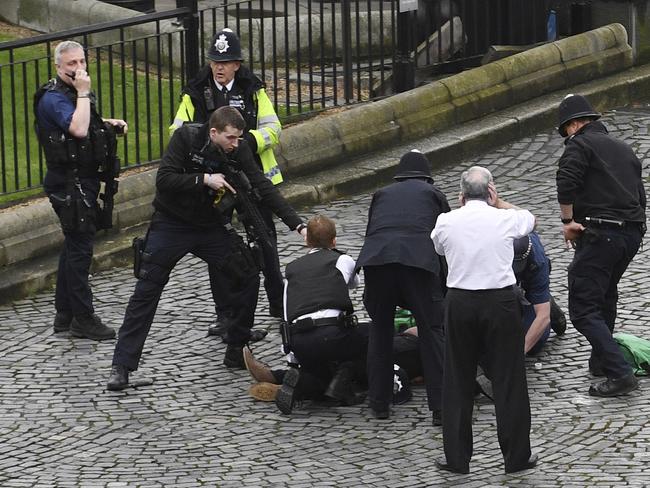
[2, 108, 650, 486]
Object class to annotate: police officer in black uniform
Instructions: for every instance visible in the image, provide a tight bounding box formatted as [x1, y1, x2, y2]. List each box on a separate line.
[556, 94, 646, 397]
[106, 106, 305, 390]
[170, 28, 286, 335]
[34, 40, 127, 340]
[275, 215, 369, 414]
[356, 150, 450, 423]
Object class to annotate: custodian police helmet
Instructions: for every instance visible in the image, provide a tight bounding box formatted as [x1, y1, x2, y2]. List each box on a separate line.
[512, 234, 532, 277]
[557, 94, 601, 137]
[393, 149, 433, 182]
[207, 28, 244, 63]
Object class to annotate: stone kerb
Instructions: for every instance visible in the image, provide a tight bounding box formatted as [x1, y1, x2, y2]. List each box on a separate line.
[0, 23, 635, 284]
[277, 24, 631, 180]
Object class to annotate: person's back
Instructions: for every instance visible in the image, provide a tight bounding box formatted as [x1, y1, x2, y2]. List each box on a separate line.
[558, 120, 645, 223]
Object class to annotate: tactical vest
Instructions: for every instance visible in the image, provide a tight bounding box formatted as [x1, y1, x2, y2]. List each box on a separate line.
[34, 77, 115, 177]
[285, 249, 354, 323]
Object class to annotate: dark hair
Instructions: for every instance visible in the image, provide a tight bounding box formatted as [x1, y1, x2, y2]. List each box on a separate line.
[209, 106, 246, 132]
[306, 214, 336, 249]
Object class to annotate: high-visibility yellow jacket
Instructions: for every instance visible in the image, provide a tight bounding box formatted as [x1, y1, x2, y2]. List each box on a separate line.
[169, 65, 283, 185]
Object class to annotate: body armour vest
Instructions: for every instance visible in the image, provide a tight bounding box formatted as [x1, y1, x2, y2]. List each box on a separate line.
[34, 77, 113, 178]
[285, 249, 354, 323]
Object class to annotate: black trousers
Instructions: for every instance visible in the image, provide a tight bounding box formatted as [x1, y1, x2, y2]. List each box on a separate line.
[568, 225, 642, 378]
[48, 182, 99, 318]
[209, 204, 284, 314]
[363, 264, 444, 412]
[443, 287, 531, 472]
[289, 323, 369, 399]
[112, 212, 259, 371]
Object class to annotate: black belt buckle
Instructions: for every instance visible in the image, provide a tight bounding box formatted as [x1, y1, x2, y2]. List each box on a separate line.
[344, 314, 358, 327]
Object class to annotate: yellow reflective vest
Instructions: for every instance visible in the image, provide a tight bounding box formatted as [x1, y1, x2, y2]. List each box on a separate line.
[169, 65, 283, 185]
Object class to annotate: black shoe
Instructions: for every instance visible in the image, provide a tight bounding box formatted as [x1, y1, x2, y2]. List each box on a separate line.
[223, 345, 246, 369]
[249, 329, 268, 343]
[276, 367, 300, 414]
[207, 317, 229, 337]
[549, 297, 566, 336]
[53, 311, 73, 333]
[369, 407, 390, 420]
[505, 452, 538, 473]
[325, 364, 365, 406]
[436, 458, 469, 474]
[107, 364, 129, 391]
[431, 409, 442, 426]
[269, 302, 283, 319]
[589, 373, 638, 397]
[70, 313, 115, 341]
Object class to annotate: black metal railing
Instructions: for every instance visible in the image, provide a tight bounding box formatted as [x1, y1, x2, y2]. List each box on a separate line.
[1, 0, 589, 198]
[0, 8, 189, 197]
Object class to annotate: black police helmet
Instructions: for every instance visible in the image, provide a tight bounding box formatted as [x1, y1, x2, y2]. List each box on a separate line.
[392, 365, 412, 405]
[512, 234, 531, 277]
[557, 94, 601, 137]
[207, 28, 244, 63]
[393, 150, 433, 182]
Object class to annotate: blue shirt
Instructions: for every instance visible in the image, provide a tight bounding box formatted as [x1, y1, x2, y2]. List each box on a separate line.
[516, 231, 551, 305]
[37, 89, 75, 133]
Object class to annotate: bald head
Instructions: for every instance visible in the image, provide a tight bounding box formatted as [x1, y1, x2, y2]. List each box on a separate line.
[460, 166, 492, 201]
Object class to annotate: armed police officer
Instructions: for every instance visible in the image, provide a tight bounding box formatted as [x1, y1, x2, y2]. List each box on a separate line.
[556, 94, 646, 397]
[34, 40, 127, 341]
[106, 106, 305, 390]
[170, 28, 286, 335]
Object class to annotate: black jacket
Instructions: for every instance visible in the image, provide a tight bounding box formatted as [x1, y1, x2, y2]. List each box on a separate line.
[356, 178, 450, 273]
[556, 121, 646, 223]
[153, 123, 301, 229]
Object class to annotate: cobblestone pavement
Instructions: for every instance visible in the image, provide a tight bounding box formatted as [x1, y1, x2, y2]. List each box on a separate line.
[2, 107, 650, 487]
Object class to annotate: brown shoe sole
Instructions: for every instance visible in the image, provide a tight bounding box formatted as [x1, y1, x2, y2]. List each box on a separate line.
[249, 382, 281, 402]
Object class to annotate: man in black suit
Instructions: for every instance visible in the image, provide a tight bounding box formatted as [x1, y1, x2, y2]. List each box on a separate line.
[356, 150, 450, 423]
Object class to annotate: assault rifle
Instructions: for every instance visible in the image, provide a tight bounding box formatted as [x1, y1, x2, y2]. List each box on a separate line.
[96, 122, 121, 230]
[195, 154, 273, 270]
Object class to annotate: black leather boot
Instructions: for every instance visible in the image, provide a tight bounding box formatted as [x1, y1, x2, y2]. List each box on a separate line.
[223, 345, 246, 369]
[70, 313, 115, 341]
[107, 365, 129, 391]
[53, 311, 73, 333]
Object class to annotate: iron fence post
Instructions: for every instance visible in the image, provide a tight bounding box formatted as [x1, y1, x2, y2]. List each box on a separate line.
[341, 0, 354, 102]
[393, 8, 415, 93]
[177, 0, 200, 81]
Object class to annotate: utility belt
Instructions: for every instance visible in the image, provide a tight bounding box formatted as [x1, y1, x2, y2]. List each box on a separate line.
[290, 313, 358, 335]
[584, 217, 646, 234]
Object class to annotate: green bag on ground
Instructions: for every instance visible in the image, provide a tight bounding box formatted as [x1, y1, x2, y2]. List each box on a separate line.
[394, 308, 415, 333]
[614, 332, 650, 376]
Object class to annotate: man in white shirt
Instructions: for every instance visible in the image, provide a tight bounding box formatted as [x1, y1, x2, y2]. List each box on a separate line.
[431, 166, 538, 474]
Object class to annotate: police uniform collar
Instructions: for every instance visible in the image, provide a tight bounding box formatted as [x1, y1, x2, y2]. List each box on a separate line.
[214, 78, 235, 92]
[564, 120, 607, 145]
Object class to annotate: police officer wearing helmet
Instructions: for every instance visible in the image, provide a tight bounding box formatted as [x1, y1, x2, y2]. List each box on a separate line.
[556, 93, 646, 397]
[106, 106, 305, 390]
[512, 231, 566, 355]
[356, 150, 449, 424]
[34, 40, 127, 341]
[170, 28, 286, 334]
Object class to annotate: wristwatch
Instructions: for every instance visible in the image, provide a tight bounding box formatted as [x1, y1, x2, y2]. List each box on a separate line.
[296, 223, 307, 233]
[561, 217, 573, 224]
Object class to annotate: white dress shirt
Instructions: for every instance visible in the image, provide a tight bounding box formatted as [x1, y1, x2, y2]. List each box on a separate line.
[431, 200, 535, 290]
